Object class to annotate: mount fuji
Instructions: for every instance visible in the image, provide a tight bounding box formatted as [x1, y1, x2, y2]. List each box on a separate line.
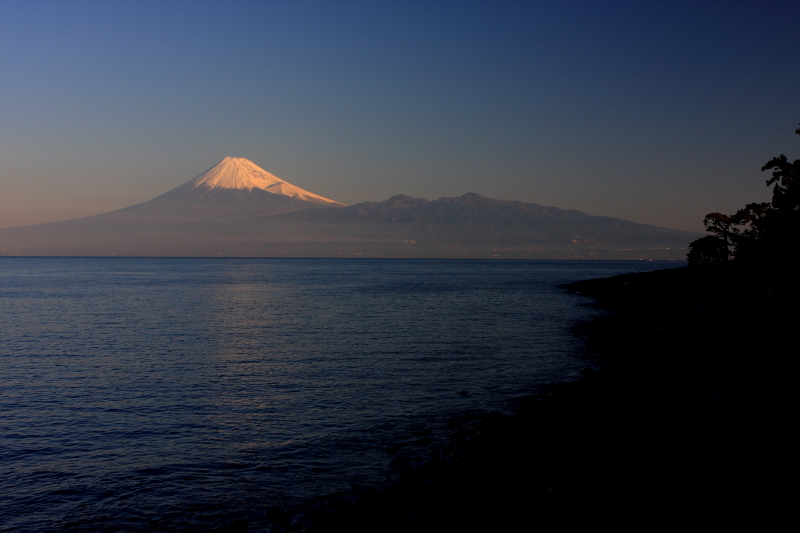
[103, 157, 345, 223]
[0, 158, 701, 258]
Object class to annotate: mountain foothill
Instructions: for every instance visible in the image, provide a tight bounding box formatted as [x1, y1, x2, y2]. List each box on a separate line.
[0, 157, 698, 258]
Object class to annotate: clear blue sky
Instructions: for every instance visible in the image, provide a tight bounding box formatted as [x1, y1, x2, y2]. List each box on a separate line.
[1, 0, 798, 230]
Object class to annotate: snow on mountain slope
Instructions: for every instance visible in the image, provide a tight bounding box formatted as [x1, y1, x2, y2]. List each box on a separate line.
[186, 157, 344, 206]
[10, 157, 348, 225]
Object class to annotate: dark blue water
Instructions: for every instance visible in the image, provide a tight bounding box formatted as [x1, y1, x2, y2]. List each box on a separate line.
[0, 258, 682, 531]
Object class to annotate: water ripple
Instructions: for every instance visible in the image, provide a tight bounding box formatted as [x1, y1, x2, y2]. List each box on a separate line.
[0, 258, 681, 531]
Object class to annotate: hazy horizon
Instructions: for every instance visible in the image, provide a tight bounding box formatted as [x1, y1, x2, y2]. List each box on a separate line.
[2, 1, 799, 231]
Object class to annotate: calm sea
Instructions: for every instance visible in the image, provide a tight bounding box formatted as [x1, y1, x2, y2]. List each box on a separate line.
[0, 258, 682, 532]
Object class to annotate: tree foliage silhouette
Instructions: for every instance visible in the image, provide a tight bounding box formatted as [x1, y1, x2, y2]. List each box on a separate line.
[688, 124, 800, 264]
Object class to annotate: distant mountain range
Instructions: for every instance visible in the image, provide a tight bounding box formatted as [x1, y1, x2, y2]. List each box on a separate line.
[0, 158, 700, 259]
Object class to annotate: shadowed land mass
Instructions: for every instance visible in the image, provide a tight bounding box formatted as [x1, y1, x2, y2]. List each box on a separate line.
[288, 262, 799, 533]
[289, 124, 800, 533]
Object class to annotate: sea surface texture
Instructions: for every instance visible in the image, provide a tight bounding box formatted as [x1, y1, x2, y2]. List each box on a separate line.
[0, 258, 681, 531]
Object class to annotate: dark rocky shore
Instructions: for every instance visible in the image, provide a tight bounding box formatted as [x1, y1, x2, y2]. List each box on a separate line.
[228, 262, 799, 532]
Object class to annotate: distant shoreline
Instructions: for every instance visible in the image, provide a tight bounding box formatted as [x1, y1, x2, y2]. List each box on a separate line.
[0, 255, 686, 261]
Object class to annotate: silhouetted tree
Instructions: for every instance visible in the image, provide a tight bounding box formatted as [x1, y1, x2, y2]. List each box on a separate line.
[728, 202, 772, 260]
[687, 212, 737, 263]
[705, 212, 738, 257]
[763, 146, 800, 214]
[687, 235, 729, 264]
[689, 124, 800, 264]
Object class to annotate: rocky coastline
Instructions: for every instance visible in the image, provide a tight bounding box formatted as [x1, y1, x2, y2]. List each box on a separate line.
[231, 262, 799, 532]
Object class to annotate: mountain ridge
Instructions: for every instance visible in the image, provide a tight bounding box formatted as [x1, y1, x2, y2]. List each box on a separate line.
[266, 193, 688, 235]
[0, 162, 700, 259]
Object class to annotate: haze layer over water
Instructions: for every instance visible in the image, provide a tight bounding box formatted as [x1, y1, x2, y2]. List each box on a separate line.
[0, 258, 681, 531]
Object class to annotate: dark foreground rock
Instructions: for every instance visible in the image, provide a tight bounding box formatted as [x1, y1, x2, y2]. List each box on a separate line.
[280, 262, 799, 532]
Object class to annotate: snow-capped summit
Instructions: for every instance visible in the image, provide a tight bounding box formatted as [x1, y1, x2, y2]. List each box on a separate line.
[187, 157, 343, 206]
[79, 157, 348, 223]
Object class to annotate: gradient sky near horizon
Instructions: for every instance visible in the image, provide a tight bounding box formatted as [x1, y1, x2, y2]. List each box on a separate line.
[1, 0, 799, 231]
